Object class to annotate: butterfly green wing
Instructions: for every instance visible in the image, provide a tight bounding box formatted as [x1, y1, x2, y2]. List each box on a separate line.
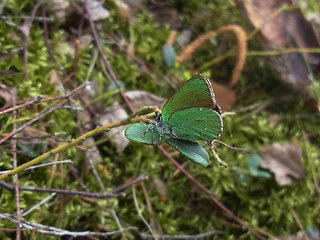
[162, 74, 217, 122]
[125, 123, 167, 145]
[166, 138, 209, 166]
[167, 108, 223, 142]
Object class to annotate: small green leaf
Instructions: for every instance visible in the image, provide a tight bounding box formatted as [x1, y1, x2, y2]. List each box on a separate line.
[125, 122, 166, 145]
[236, 167, 248, 183]
[162, 44, 176, 68]
[166, 138, 209, 166]
[248, 154, 272, 178]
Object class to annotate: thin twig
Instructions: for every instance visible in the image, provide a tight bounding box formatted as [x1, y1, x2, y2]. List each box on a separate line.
[0, 227, 42, 232]
[84, 0, 135, 112]
[132, 185, 157, 239]
[105, 33, 160, 85]
[87, 157, 128, 238]
[112, 173, 148, 193]
[0, 148, 32, 154]
[158, 146, 267, 240]
[41, 7, 57, 64]
[111, 208, 127, 240]
[0, 174, 147, 200]
[21, 0, 44, 82]
[140, 230, 224, 239]
[1, 15, 52, 21]
[88, 158, 106, 191]
[248, 48, 320, 56]
[0, 83, 88, 116]
[0, 0, 7, 13]
[0, 114, 149, 180]
[25, 160, 73, 170]
[290, 209, 308, 234]
[0, 83, 87, 144]
[22, 193, 56, 217]
[0, 181, 124, 198]
[11, 88, 21, 240]
[68, 165, 90, 191]
[0, 102, 66, 145]
[71, 2, 85, 84]
[0, 96, 44, 115]
[0, 160, 72, 174]
[213, 140, 250, 154]
[0, 213, 134, 237]
[12, 132, 67, 141]
[141, 182, 159, 238]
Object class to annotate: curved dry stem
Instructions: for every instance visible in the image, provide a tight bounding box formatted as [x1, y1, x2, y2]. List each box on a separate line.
[216, 25, 247, 87]
[166, 30, 177, 45]
[176, 24, 247, 87]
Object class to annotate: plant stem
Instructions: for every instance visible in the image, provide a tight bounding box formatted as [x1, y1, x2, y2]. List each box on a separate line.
[0, 115, 148, 181]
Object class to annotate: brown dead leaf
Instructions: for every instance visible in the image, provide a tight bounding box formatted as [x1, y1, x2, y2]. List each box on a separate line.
[21, 126, 55, 145]
[146, 1, 181, 28]
[126, 90, 166, 110]
[99, 102, 129, 153]
[76, 81, 102, 166]
[210, 81, 236, 112]
[0, 71, 25, 78]
[83, 137, 102, 166]
[87, 0, 110, 21]
[241, 0, 320, 95]
[48, 0, 70, 20]
[98, 91, 165, 153]
[49, 69, 64, 94]
[260, 142, 304, 186]
[114, 0, 144, 19]
[176, 30, 192, 48]
[268, 113, 280, 127]
[275, 231, 308, 240]
[153, 176, 167, 202]
[0, 83, 15, 110]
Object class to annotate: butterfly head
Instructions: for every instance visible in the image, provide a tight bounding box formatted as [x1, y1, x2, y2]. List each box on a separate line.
[153, 112, 162, 126]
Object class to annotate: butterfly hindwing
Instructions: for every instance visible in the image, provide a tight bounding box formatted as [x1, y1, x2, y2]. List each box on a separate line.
[167, 108, 223, 142]
[166, 138, 209, 166]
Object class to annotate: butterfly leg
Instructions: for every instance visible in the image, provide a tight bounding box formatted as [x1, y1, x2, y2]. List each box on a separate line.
[169, 128, 179, 139]
[159, 126, 164, 140]
[209, 143, 228, 168]
[212, 139, 249, 153]
[142, 124, 155, 138]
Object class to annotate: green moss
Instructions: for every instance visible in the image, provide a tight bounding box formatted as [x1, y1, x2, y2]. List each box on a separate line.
[0, 1, 319, 239]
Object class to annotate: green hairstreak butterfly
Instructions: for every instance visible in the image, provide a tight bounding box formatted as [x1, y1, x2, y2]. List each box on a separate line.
[125, 74, 223, 166]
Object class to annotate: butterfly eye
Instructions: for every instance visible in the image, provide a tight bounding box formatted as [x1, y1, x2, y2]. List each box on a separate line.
[154, 113, 162, 124]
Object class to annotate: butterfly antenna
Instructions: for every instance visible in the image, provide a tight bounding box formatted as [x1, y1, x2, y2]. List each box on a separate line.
[127, 106, 160, 121]
[214, 140, 249, 153]
[155, 107, 161, 115]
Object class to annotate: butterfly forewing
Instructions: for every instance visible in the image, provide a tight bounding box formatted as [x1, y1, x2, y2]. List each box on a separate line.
[162, 74, 217, 122]
[167, 108, 223, 142]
